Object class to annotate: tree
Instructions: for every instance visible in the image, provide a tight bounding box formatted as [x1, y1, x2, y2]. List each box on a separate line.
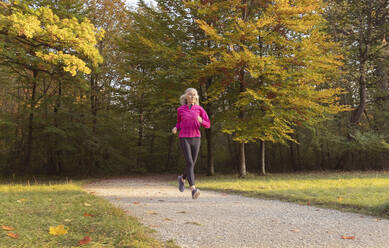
[325, 0, 389, 169]
[194, 0, 350, 176]
[0, 1, 103, 171]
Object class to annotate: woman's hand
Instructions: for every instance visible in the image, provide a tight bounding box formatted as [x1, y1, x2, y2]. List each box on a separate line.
[197, 116, 203, 123]
[172, 127, 177, 134]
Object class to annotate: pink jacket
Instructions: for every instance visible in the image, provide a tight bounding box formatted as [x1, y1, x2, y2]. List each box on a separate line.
[175, 104, 211, 137]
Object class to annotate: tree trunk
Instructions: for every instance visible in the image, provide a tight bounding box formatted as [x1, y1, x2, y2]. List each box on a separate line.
[351, 61, 367, 125]
[166, 134, 174, 170]
[259, 140, 266, 176]
[200, 78, 215, 176]
[25, 70, 38, 172]
[53, 80, 63, 175]
[288, 140, 297, 171]
[90, 73, 98, 173]
[296, 142, 302, 170]
[205, 127, 214, 176]
[351, 2, 371, 125]
[226, 134, 239, 173]
[238, 142, 246, 177]
[136, 93, 144, 168]
[238, 68, 247, 177]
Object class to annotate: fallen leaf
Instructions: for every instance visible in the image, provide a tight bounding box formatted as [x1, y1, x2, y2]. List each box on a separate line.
[83, 213, 95, 217]
[133, 202, 140, 205]
[2, 225, 14, 231]
[89, 191, 95, 194]
[177, 211, 186, 214]
[290, 229, 300, 233]
[64, 219, 72, 222]
[78, 236, 92, 246]
[341, 236, 355, 240]
[164, 218, 172, 221]
[147, 211, 158, 215]
[158, 199, 165, 202]
[49, 225, 68, 235]
[149, 225, 160, 228]
[307, 201, 311, 206]
[185, 221, 201, 226]
[84, 203, 91, 207]
[7, 232, 18, 238]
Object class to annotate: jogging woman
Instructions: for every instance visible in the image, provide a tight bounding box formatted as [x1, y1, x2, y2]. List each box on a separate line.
[172, 88, 210, 199]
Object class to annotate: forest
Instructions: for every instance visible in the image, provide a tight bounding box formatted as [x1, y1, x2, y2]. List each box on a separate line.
[0, 0, 388, 177]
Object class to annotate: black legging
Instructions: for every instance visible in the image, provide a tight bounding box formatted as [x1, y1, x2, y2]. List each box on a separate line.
[179, 137, 201, 186]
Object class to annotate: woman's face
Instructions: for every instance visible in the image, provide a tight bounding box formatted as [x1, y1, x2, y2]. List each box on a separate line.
[186, 90, 197, 105]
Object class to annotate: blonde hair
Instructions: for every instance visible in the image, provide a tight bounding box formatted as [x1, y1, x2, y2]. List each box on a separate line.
[180, 88, 199, 106]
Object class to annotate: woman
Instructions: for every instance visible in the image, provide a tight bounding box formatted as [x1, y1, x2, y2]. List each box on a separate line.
[172, 88, 210, 199]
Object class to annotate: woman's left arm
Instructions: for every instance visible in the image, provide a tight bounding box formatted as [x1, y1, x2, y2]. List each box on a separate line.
[199, 108, 211, 128]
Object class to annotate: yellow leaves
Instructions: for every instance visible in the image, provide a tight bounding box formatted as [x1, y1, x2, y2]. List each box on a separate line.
[96, 28, 105, 41]
[8, 13, 42, 38]
[49, 225, 68, 236]
[196, 20, 223, 42]
[244, 88, 264, 101]
[38, 7, 60, 23]
[35, 51, 91, 76]
[0, 2, 10, 8]
[75, 95, 87, 104]
[255, 16, 275, 29]
[1, 2, 103, 76]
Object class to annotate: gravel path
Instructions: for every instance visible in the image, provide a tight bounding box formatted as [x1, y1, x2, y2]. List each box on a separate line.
[83, 176, 389, 248]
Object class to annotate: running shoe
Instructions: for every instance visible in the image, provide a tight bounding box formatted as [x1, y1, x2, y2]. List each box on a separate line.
[192, 188, 200, 199]
[177, 176, 185, 192]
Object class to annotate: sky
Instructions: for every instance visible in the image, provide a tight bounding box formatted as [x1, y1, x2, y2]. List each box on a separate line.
[125, 0, 155, 8]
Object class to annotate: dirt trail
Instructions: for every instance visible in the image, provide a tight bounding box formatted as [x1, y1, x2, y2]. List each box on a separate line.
[84, 176, 389, 248]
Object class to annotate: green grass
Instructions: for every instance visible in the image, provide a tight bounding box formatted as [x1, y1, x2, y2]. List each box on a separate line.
[0, 177, 178, 248]
[196, 171, 389, 218]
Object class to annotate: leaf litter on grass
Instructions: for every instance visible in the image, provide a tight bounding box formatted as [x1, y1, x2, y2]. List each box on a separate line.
[49, 225, 68, 235]
[78, 236, 92, 246]
[2, 225, 14, 231]
[6, 232, 19, 239]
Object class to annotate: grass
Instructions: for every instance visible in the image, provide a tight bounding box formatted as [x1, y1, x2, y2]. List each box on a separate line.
[0, 176, 178, 248]
[196, 171, 389, 218]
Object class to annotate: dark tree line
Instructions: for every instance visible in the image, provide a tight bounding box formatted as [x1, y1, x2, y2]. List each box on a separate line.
[0, 0, 388, 177]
